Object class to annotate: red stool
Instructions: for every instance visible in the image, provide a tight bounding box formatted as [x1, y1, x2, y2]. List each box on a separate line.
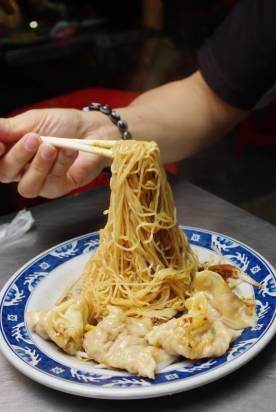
[9, 88, 140, 116]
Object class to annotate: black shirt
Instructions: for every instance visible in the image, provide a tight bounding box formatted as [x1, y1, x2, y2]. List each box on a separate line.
[198, 0, 276, 110]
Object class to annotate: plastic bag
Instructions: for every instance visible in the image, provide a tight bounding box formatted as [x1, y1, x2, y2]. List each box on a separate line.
[0, 209, 35, 246]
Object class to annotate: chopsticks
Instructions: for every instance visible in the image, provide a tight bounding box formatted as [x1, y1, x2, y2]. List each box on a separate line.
[40, 136, 117, 158]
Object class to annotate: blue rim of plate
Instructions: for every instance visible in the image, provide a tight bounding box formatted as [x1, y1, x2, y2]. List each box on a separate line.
[0, 226, 276, 399]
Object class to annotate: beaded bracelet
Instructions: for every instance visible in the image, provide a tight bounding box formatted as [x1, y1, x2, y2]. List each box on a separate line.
[82, 102, 132, 140]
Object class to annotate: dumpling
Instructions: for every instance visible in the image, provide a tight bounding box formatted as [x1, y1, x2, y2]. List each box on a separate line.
[147, 270, 256, 360]
[192, 270, 256, 329]
[148, 292, 241, 359]
[83, 307, 175, 378]
[27, 295, 90, 355]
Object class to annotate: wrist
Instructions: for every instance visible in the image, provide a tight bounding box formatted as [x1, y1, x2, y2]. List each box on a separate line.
[116, 106, 149, 141]
[82, 103, 132, 140]
[80, 110, 122, 141]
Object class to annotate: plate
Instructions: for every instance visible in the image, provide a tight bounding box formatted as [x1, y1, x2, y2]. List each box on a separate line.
[0, 226, 276, 399]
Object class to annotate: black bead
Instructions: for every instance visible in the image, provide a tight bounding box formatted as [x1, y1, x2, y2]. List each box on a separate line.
[110, 110, 121, 123]
[117, 119, 127, 132]
[82, 102, 132, 140]
[90, 102, 102, 110]
[122, 130, 132, 140]
[100, 104, 111, 115]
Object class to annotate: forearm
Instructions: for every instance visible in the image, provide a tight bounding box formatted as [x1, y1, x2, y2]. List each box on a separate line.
[119, 71, 247, 162]
[0, 71, 247, 200]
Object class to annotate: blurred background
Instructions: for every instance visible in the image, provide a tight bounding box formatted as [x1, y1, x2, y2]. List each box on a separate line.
[0, 0, 276, 225]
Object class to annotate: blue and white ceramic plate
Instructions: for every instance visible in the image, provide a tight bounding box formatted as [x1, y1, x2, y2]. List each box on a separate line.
[0, 227, 276, 399]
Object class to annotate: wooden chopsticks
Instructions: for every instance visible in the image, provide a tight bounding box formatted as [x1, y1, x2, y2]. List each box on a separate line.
[40, 136, 117, 158]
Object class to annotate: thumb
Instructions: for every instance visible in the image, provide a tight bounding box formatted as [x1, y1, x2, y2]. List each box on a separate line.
[0, 118, 15, 143]
[0, 111, 38, 143]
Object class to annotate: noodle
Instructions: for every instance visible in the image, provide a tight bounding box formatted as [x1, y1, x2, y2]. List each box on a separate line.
[27, 140, 256, 374]
[81, 140, 198, 320]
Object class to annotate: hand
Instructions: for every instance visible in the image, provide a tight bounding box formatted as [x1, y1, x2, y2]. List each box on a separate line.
[0, 108, 118, 199]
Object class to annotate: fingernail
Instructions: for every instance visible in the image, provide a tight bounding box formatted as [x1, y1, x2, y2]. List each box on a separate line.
[40, 144, 57, 160]
[23, 134, 40, 152]
[64, 149, 77, 158]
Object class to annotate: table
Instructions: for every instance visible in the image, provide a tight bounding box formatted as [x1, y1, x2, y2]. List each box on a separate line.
[0, 180, 276, 411]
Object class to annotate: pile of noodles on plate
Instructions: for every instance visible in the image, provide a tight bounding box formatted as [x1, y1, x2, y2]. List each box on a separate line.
[27, 140, 256, 378]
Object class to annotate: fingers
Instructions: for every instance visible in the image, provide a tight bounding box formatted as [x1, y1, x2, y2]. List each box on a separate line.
[18, 143, 58, 198]
[38, 152, 105, 199]
[67, 152, 105, 189]
[0, 107, 104, 198]
[0, 127, 107, 199]
[0, 133, 41, 183]
[33, 149, 78, 198]
[24, 149, 78, 199]
[0, 135, 77, 198]
[50, 149, 78, 179]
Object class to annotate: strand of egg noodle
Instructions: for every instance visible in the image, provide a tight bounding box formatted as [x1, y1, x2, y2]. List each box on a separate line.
[80, 140, 198, 320]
